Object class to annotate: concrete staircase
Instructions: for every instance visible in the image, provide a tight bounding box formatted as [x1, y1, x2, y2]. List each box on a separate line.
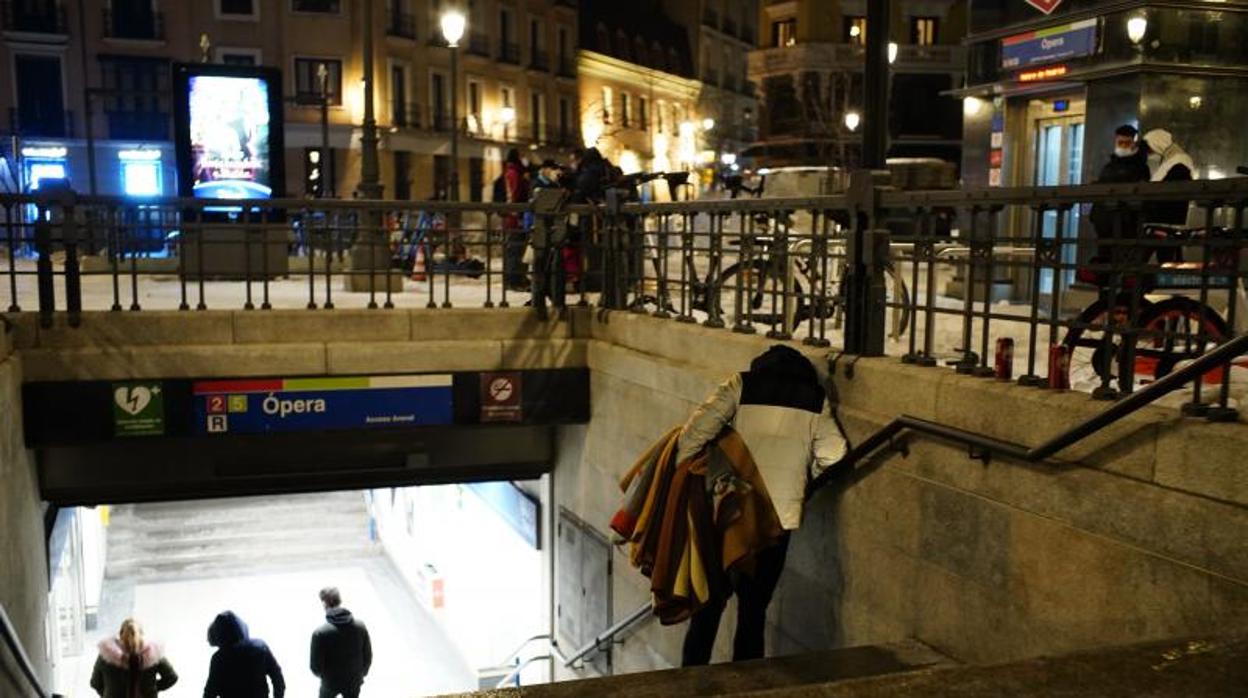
[104, 491, 377, 580]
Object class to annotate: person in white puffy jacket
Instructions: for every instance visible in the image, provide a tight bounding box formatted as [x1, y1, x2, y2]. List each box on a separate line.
[676, 345, 846, 665]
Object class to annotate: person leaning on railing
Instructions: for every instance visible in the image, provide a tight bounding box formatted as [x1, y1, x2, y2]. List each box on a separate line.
[1140, 129, 1196, 264]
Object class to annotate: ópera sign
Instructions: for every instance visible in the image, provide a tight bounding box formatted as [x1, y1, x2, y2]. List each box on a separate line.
[1002, 19, 1096, 70]
[193, 375, 453, 435]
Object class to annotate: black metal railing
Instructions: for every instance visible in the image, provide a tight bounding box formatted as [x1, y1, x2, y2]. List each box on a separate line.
[529, 48, 549, 71]
[1, 602, 54, 698]
[499, 40, 521, 64]
[386, 11, 416, 39]
[105, 110, 170, 140]
[102, 8, 163, 40]
[7, 107, 74, 138]
[1, 0, 67, 34]
[390, 101, 422, 128]
[4, 173, 1247, 416]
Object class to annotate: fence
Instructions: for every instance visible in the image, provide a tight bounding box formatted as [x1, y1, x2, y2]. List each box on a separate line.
[3, 172, 1247, 415]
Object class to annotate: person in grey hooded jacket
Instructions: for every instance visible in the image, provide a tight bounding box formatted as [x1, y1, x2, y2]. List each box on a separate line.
[310, 587, 372, 698]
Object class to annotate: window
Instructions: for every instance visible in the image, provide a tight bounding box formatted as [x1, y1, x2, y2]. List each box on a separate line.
[469, 157, 484, 202]
[656, 99, 665, 134]
[294, 58, 342, 104]
[601, 86, 613, 124]
[530, 18, 540, 53]
[845, 17, 867, 44]
[431, 72, 447, 129]
[500, 85, 515, 138]
[292, 0, 341, 12]
[772, 18, 795, 47]
[531, 92, 544, 142]
[119, 151, 162, 197]
[558, 27, 568, 64]
[219, 50, 260, 66]
[98, 56, 170, 140]
[218, 0, 256, 17]
[390, 65, 408, 126]
[621, 93, 631, 128]
[638, 96, 647, 130]
[558, 96, 570, 141]
[467, 80, 482, 132]
[911, 17, 938, 46]
[393, 150, 411, 200]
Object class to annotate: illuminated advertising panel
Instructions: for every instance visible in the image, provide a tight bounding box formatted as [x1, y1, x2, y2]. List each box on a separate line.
[173, 63, 285, 200]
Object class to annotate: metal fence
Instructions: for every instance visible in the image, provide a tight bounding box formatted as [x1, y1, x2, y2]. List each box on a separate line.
[3, 172, 1247, 416]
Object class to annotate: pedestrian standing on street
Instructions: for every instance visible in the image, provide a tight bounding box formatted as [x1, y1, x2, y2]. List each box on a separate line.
[90, 618, 178, 698]
[310, 587, 373, 698]
[502, 148, 532, 291]
[203, 610, 286, 698]
[1087, 124, 1153, 277]
[675, 345, 847, 666]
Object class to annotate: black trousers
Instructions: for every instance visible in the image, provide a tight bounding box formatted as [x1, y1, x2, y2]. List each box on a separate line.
[681, 532, 791, 666]
[319, 683, 361, 698]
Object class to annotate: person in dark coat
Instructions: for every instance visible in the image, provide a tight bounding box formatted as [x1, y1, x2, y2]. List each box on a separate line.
[502, 148, 532, 290]
[310, 587, 372, 698]
[90, 619, 178, 698]
[572, 147, 608, 204]
[204, 611, 286, 698]
[1089, 124, 1152, 268]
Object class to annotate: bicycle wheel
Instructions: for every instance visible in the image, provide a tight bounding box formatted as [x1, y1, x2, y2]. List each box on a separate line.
[884, 263, 912, 342]
[1137, 297, 1231, 384]
[715, 260, 802, 328]
[1062, 296, 1157, 390]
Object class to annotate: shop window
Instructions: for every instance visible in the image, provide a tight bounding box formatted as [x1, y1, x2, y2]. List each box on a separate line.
[845, 17, 866, 44]
[772, 18, 795, 47]
[911, 17, 938, 46]
[294, 58, 342, 105]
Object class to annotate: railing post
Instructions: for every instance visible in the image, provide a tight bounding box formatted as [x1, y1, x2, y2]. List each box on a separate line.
[60, 197, 82, 328]
[34, 206, 55, 329]
[843, 169, 887, 356]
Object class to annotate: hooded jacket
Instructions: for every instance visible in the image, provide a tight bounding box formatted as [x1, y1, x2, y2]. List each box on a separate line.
[204, 611, 286, 698]
[1141, 129, 1196, 226]
[310, 606, 372, 689]
[90, 637, 178, 698]
[676, 346, 846, 530]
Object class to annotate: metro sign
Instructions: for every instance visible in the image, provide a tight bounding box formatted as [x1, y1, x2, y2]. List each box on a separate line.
[1026, 0, 1064, 14]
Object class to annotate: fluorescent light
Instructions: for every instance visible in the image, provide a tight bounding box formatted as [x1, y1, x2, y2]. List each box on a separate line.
[22, 146, 67, 159]
[118, 149, 162, 161]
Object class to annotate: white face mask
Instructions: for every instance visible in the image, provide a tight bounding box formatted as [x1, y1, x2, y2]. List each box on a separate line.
[1114, 146, 1137, 158]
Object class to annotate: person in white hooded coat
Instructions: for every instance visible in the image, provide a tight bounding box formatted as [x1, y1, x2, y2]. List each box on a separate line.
[1141, 128, 1196, 226]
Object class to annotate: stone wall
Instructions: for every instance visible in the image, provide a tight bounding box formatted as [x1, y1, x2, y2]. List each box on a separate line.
[0, 318, 50, 694]
[555, 310, 1248, 674]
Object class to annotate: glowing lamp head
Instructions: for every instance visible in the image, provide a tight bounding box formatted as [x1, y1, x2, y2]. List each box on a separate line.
[1127, 16, 1147, 44]
[888, 42, 899, 64]
[500, 106, 516, 124]
[963, 96, 984, 117]
[720, 152, 737, 166]
[843, 111, 861, 132]
[701, 117, 715, 131]
[440, 10, 467, 47]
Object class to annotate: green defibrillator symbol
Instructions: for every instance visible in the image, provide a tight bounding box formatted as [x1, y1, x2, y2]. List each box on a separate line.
[112, 382, 165, 437]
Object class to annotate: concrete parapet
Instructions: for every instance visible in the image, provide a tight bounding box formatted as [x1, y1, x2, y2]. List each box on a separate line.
[20, 343, 330, 381]
[233, 309, 411, 344]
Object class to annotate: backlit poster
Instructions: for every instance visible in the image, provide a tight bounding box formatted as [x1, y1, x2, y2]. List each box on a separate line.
[173, 63, 286, 201]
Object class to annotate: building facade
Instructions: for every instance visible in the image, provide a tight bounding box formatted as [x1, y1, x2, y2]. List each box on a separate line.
[576, 0, 706, 193]
[0, 0, 580, 201]
[746, 0, 967, 168]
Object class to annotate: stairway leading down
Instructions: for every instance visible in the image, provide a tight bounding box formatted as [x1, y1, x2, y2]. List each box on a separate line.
[104, 491, 377, 580]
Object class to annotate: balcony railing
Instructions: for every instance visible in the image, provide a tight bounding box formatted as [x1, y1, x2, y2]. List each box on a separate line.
[499, 41, 521, 64]
[386, 11, 416, 39]
[106, 110, 169, 140]
[7, 107, 74, 138]
[467, 31, 490, 57]
[557, 55, 575, 78]
[1, 1, 68, 34]
[390, 100, 420, 128]
[748, 42, 964, 75]
[723, 17, 737, 37]
[529, 48, 549, 71]
[102, 8, 164, 41]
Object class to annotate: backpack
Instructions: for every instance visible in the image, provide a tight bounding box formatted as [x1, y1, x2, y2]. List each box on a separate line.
[491, 174, 507, 203]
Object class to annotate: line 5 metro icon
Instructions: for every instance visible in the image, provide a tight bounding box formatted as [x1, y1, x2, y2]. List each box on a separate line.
[1026, 0, 1064, 14]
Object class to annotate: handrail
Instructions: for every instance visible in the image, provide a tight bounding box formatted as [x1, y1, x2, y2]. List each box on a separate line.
[562, 602, 652, 668]
[812, 333, 1248, 493]
[0, 603, 52, 698]
[493, 653, 555, 689]
[482, 632, 554, 673]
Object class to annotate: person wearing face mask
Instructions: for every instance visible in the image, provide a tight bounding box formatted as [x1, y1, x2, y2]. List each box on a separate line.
[1087, 125, 1152, 279]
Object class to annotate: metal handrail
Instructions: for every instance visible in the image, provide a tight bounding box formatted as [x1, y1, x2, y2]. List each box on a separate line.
[0, 603, 52, 698]
[493, 652, 555, 689]
[812, 333, 1248, 493]
[562, 602, 652, 668]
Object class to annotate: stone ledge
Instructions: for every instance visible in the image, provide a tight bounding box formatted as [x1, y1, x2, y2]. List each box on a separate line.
[19, 344, 329, 381]
[233, 309, 411, 344]
[325, 340, 504, 374]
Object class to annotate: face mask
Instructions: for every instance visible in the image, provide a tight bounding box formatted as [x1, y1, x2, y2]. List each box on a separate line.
[1114, 146, 1137, 158]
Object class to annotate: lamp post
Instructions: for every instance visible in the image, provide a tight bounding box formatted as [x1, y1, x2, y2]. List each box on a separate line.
[318, 63, 333, 198]
[441, 10, 466, 202]
[357, 0, 383, 199]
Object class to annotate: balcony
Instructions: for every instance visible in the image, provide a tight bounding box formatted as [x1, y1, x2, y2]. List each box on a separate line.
[102, 8, 164, 41]
[106, 110, 169, 140]
[1, 1, 68, 35]
[499, 41, 520, 64]
[467, 31, 490, 57]
[390, 101, 421, 128]
[386, 11, 415, 40]
[748, 42, 964, 77]
[557, 55, 575, 78]
[723, 17, 737, 38]
[8, 107, 74, 138]
[702, 7, 718, 29]
[528, 48, 549, 72]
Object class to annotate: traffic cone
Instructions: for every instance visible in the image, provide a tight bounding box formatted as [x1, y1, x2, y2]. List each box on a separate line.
[410, 241, 427, 282]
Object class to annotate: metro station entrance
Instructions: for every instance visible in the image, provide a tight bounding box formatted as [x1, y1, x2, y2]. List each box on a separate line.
[1024, 95, 1086, 297]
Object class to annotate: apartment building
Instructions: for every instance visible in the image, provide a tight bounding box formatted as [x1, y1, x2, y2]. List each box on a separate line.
[746, 0, 967, 167]
[0, 0, 579, 200]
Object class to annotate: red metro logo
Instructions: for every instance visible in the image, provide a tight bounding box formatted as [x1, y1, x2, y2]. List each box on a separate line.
[1026, 0, 1064, 14]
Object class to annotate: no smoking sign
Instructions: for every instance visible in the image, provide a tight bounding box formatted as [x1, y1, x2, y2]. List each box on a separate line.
[480, 371, 523, 423]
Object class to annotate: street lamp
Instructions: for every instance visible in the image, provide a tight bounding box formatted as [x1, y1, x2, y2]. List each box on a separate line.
[888, 41, 898, 65]
[1127, 16, 1148, 44]
[701, 117, 715, 131]
[441, 9, 466, 201]
[844, 111, 861, 132]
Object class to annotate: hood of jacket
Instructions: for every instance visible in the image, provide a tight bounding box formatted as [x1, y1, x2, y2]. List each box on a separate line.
[207, 611, 250, 647]
[98, 637, 163, 670]
[748, 345, 819, 385]
[1142, 129, 1196, 182]
[325, 606, 354, 627]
